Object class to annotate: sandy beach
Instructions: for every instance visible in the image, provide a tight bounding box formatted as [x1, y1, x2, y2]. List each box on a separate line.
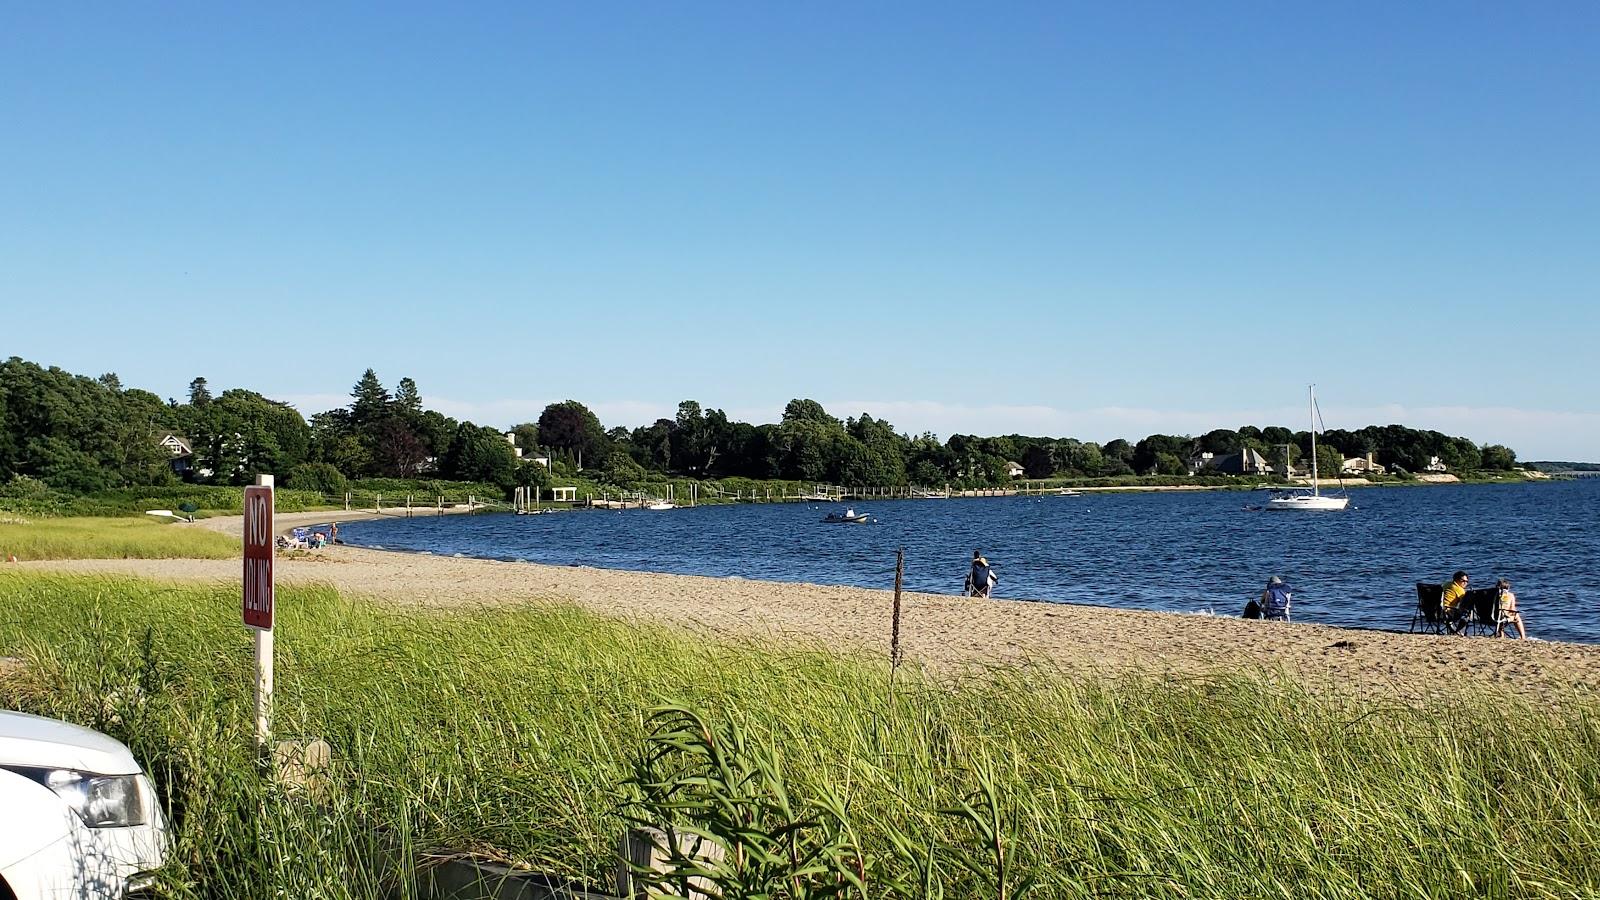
[20, 512, 1600, 706]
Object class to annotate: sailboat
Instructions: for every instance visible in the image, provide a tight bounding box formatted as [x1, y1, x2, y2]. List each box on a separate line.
[1265, 385, 1350, 511]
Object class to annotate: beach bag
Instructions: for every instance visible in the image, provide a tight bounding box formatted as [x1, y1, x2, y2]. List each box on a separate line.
[1243, 598, 1262, 619]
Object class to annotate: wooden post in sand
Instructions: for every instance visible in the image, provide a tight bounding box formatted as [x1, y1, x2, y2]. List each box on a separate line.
[891, 548, 905, 673]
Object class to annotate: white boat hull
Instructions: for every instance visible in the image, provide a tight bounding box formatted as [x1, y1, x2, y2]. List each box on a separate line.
[1265, 494, 1349, 511]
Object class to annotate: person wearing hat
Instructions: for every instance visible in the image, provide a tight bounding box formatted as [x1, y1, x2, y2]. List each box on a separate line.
[1259, 576, 1292, 622]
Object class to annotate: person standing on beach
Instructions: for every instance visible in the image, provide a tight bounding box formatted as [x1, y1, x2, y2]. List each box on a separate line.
[966, 550, 997, 598]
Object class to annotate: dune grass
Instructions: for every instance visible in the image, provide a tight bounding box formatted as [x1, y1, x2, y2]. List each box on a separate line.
[0, 516, 240, 560]
[0, 571, 1597, 898]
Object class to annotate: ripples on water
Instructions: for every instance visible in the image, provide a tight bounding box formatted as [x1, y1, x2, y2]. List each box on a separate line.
[340, 478, 1600, 643]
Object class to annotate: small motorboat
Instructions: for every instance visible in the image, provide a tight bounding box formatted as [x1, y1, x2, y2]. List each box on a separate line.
[645, 501, 677, 511]
[823, 508, 871, 524]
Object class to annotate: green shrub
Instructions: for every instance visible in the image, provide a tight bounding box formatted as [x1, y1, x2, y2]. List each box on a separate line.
[285, 462, 348, 497]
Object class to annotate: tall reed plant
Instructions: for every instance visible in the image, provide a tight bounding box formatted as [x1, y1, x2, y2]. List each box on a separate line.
[0, 572, 1596, 898]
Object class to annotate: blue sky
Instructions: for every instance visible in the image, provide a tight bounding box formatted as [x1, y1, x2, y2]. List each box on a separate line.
[3, 3, 1596, 458]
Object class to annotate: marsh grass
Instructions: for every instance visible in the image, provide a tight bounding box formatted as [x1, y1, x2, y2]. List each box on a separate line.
[1, 572, 1597, 898]
[0, 517, 240, 560]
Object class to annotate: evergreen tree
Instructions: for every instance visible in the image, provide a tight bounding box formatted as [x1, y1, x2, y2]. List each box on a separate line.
[350, 369, 390, 426]
[394, 377, 423, 415]
[188, 377, 212, 407]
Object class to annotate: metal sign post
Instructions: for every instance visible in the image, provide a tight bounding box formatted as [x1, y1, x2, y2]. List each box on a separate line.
[243, 475, 275, 751]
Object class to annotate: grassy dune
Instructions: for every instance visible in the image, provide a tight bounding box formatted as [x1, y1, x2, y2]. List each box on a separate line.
[0, 572, 1597, 898]
[0, 517, 239, 560]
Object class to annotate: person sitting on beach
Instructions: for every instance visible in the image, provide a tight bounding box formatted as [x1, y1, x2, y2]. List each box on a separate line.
[1259, 576, 1292, 622]
[965, 550, 998, 598]
[1441, 571, 1470, 634]
[1495, 578, 1526, 639]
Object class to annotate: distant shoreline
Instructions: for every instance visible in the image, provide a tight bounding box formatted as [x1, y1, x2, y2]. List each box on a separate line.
[172, 472, 1553, 539]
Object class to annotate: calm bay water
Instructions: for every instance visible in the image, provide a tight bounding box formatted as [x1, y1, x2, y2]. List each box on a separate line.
[339, 478, 1600, 643]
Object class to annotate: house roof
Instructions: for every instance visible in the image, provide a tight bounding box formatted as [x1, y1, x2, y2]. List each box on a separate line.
[1196, 448, 1271, 473]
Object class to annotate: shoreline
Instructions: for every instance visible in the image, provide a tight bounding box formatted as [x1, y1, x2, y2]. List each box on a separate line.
[189, 505, 487, 538]
[17, 542, 1600, 706]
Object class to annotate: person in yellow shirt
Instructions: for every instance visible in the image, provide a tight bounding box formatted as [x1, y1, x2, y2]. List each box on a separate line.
[1441, 570, 1470, 634]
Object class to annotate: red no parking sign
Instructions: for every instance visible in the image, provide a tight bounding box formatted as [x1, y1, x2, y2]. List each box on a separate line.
[243, 484, 274, 630]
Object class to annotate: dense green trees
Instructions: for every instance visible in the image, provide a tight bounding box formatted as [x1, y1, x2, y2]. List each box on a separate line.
[0, 358, 176, 492]
[536, 401, 608, 467]
[0, 357, 1531, 496]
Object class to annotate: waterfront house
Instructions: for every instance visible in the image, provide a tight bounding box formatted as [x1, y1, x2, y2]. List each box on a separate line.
[1341, 452, 1387, 476]
[1190, 448, 1273, 476]
[157, 433, 196, 477]
[1004, 461, 1025, 479]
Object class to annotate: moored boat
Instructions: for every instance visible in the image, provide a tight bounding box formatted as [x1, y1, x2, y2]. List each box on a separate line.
[1265, 384, 1349, 511]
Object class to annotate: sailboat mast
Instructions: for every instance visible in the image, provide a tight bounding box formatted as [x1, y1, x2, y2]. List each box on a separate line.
[1309, 384, 1319, 497]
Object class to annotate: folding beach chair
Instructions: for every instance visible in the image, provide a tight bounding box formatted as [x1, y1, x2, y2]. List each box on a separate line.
[1410, 582, 1448, 634]
[1459, 588, 1502, 637]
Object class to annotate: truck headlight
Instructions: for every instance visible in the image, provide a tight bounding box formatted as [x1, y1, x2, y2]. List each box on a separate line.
[4, 766, 148, 828]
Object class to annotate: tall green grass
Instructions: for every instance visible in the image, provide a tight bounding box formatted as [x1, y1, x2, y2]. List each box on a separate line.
[1, 572, 1597, 898]
[0, 517, 240, 560]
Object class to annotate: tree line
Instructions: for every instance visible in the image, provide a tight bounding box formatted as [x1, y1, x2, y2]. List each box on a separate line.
[0, 356, 1521, 498]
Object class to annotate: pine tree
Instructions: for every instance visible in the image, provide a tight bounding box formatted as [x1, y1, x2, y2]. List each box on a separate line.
[349, 369, 390, 426]
[394, 377, 422, 415]
[188, 377, 211, 407]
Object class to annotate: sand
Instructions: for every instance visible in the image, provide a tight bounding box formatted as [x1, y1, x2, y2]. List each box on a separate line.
[18, 513, 1600, 705]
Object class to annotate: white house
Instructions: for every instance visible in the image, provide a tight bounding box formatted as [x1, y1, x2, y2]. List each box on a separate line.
[1424, 456, 1448, 473]
[1341, 452, 1387, 476]
[1004, 461, 1025, 479]
[503, 432, 524, 459]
